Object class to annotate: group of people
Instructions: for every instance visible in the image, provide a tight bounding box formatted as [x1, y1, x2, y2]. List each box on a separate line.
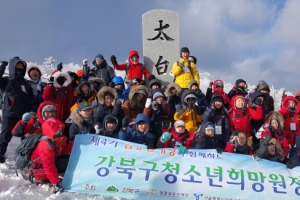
[0, 47, 299, 194]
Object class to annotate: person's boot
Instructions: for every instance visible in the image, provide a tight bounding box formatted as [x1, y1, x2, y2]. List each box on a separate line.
[0, 155, 5, 163]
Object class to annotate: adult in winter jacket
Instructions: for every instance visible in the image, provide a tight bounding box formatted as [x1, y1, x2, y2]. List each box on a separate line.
[189, 80, 209, 109]
[174, 89, 203, 134]
[12, 101, 57, 137]
[122, 85, 151, 123]
[278, 96, 300, 147]
[202, 94, 230, 148]
[69, 102, 97, 142]
[172, 47, 200, 89]
[29, 118, 72, 192]
[91, 54, 114, 86]
[227, 79, 249, 103]
[111, 76, 128, 104]
[98, 114, 119, 138]
[286, 136, 300, 169]
[224, 130, 252, 155]
[27, 66, 46, 112]
[206, 79, 231, 110]
[260, 111, 289, 156]
[118, 113, 155, 149]
[42, 71, 73, 122]
[110, 50, 150, 84]
[192, 121, 222, 153]
[93, 86, 124, 127]
[228, 95, 262, 146]
[164, 82, 182, 124]
[0, 58, 34, 163]
[250, 80, 274, 111]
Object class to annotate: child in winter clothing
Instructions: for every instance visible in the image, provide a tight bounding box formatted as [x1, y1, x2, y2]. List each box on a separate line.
[118, 114, 155, 149]
[88, 77, 106, 92]
[111, 76, 128, 104]
[164, 82, 182, 124]
[224, 130, 252, 155]
[97, 114, 119, 138]
[157, 120, 194, 153]
[286, 136, 300, 169]
[228, 79, 249, 103]
[189, 80, 209, 109]
[27, 66, 45, 112]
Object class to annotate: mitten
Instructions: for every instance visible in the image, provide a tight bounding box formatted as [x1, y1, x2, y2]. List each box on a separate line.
[94, 123, 102, 134]
[83, 59, 88, 65]
[0, 61, 8, 69]
[145, 98, 152, 108]
[22, 112, 31, 124]
[254, 97, 262, 106]
[57, 62, 63, 71]
[216, 147, 223, 154]
[178, 146, 187, 154]
[110, 55, 117, 65]
[122, 116, 130, 129]
[160, 132, 171, 143]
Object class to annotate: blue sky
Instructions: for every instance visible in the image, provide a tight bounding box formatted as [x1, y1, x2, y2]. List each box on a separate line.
[1, 0, 299, 93]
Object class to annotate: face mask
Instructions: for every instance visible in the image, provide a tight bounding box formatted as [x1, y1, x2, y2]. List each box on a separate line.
[15, 68, 25, 76]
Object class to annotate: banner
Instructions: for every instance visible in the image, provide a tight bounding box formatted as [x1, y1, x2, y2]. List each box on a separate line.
[62, 134, 300, 200]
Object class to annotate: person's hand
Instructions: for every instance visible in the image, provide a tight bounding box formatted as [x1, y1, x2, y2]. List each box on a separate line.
[109, 81, 114, 88]
[145, 98, 152, 108]
[110, 55, 117, 65]
[178, 146, 187, 154]
[209, 81, 213, 88]
[286, 160, 293, 169]
[122, 116, 130, 129]
[83, 59, 88, 65]
[52, 182, 64, 194]
[22, 112, 31, 124]
[229, 136, 237, 144]
[262, 134, 271, 145]
[151, 101, 158, 110]
[94, 123, 102, 134]
[254, 97, 262, 106]
[115, 99, 122, 107]
[216, 147, 223, 154]
[160, 132, 171, 143]
[0, 61, 8, 69]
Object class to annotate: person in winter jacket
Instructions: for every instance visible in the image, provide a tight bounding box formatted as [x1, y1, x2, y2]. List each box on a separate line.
[260, 111, 290, 156]
[110, 50, 150, 85]
[254, 134, 287, 163]
[88, 77, 105, 92]
[27, 66, 46, 112]
[12, 101, 57, 137]
[98, 114, 119, 138]
[172, 47, 200, 89]
[164, 82, 182, 124]
[69, 102, 97, 142]
[90, 54, 114, 86]
[250, 80, 274, 111]
[149, 76, 162, 96]
[278, 96, 300, 147]
[122, 85, 151, 123]
[118, 113, 155, 149]
[189, 80, 209, 109]
[0, 58, 34, 163]
[228, 95, 262, 147]
[111, 76, 128, 104]
[93, 86, 124, 128]
[157, 120, 194, 153]
[286, 136, 300, 169]
[224, 130, 252, 155]
[70, 80, 98, 112]
[202, 94, 230, 148]
[150, 89, 171, 140]
[174, 89, 203, 134]
[192, 121, 222, 153]
[67, 71, 79, 89]
[42, 71, 73, 122]
[29, 118, 72, 193]
[227, 79, 249, 103]
[206, 79, 231, 110]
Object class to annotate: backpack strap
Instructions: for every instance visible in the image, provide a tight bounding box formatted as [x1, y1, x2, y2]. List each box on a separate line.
[29, 118, 41, 134]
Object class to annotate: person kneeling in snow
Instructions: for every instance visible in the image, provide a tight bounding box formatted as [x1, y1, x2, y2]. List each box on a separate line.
[29, 118, 72, 193]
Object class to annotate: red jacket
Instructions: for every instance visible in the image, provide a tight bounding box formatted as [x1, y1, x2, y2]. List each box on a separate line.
[228, 95, 262, 137]
[158, 128, 195, 149]
[42, 71, 74, 122]
[12, 101, 57, 136]
[30, 118, 72, 184]
[113, 50, 150, 83]
[278, 96, 300, 147]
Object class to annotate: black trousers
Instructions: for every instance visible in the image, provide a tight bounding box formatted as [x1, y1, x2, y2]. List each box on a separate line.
[0, 117, 20, 155]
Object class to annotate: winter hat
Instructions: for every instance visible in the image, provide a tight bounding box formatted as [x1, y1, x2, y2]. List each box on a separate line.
[215, 80, 224, 88]
[77, 102, 92, 111]
[184, 93, 196, 102]
[205, 124, 214, 130]
[57, 62, 63, 71]
[28, 66, 42, 80]
[188, 80, 199, 89]
[153, 91, 164, 100]
[257, 81, 270, 92]
[235, 79, 246, 86]
[135, 89, 146, 96]
[181, 47, 190, 53]
[112, 76, 124, 85]
[150, 78, 161, 88]
[174, 120, 185, 127]
[106, 118, 117, 124]
[104, 92, 115, 99]
[188, 56, 197, 64]
[95, 54, 104, 60]
[42, 105, 56, 114]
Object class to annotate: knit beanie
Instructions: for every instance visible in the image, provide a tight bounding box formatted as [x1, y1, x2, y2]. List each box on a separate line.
[95, 54, 104, 60]
[153, 91, 164, 100]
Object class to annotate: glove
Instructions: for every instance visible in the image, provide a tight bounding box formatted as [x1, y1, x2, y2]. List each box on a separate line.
[145, 98, 152, 108]
[178, 146, 187, 154]
[115, 99, 122, 106]
[160, 132, 171, 143]
[216, 147, 223, 154]
[151, 101, 158, 110]
[22, 112, 31, 124]
[0, 61, 8, 68]
[57, 62, 63, 71]
[94, 123, 102, 134]
[148, 75, 156, 81]
[52, 182, 64, 194]
[83, 65, 90, 76]
[83, 59, 88, 65]
[262, 134, 271, 145]
[209, 81, 213, 88]
[254, 97, 262, 106]
[109, 81, 114, 88]
[286, 160, 293, 169]
[122, 116, 130, 129]
[110, 55, 117, 65]
[229, 136, 237, 144]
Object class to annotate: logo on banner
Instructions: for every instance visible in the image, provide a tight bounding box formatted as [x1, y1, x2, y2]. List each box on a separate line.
[146, 189, 157, 196]
[194, 193, 203, 200]
[105, 185, 119, 193]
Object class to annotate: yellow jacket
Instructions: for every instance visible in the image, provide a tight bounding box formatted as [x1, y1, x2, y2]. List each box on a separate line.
[174, 109, 202, 134]
[172, 58, 200, 89]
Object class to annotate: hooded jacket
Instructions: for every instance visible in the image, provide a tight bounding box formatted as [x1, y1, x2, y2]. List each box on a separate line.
[254, 137, 284, 163]
[12, 101, 57, 137]
[164, 83, 182, 123]
[42, 71, 74, 122]
[172, 57, 200, 89]
[99, 114, 119, 138]
[206, 79, 231, 110]
[92, 56, 114, 86]
[0, 57, 34, 118]
[192, 121, 220, 149]
[113, 50, 150, 83]
[30, 118, 72, 184]
[27, 66, 45, 112]
[189, 80, 209, 108]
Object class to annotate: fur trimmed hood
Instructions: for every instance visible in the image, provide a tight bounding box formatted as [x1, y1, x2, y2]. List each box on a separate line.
[165, 83, 182, 97]
[52, 71, 72, 88]
[266, 111, 284, 129]
[71, 107, 98, 126]
[97, 86, 118, 105]
[88, 77, 106, 89]
[269, 138, 283, 156]
[76, 81, 94, 95]
[129, 85, 149, 100]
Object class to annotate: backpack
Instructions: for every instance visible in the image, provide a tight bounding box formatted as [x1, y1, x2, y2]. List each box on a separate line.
[124, 62, 144, 83]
